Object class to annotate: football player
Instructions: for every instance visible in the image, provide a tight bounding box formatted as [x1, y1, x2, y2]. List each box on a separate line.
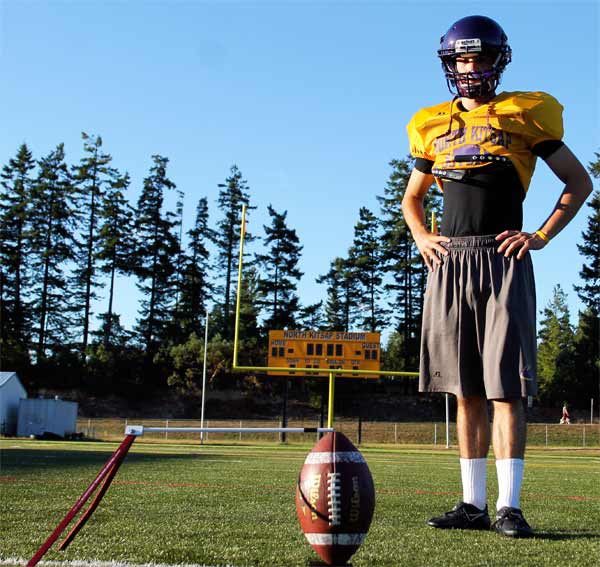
[402, 15, 592, 537]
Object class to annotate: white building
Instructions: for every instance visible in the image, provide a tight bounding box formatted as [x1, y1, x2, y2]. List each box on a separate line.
[0, 371, 28, 435]
[17, 398, 78, 438]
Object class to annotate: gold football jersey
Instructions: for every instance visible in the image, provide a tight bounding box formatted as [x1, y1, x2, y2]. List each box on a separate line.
[406, 91, 564, 192]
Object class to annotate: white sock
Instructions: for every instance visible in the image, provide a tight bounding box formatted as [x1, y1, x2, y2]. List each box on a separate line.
[460, 458, 487, 510]
[496, 458, 524, 511]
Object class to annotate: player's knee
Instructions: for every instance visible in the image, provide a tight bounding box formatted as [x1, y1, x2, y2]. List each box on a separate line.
[457, 395, 488, 416]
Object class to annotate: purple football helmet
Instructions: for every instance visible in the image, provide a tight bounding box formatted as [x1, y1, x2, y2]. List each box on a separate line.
[438, 15, 511, 98]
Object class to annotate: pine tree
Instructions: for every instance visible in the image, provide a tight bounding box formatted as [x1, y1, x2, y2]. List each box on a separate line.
[166, 332, 205, 394]
[317, 257, 359, 331]
[173, 189, 185, 314]
[96, 171, 135, 347]
[133, 155, 180, 365]
[378, 157, 442, 369]
[236, 266, 263, 358]
[297, 301, 324, 330]
[572, 307, 599, 405]
[378, 159, 416, 365]
[349, 206, 388, 332]
[0, 144, 36, 369]
[572, 151, 600, 406]
[28, 144, 78, 360]
[173, 267, 264, 393]
[589, 151, 600, 178]
[255, 205, 303, 329]
[574, 154, 600, 312]
[214, 165, 254, 339]
[537, 284, 576, 405]
[174, 197, 215, 340]
[382, 331, 404, 371]
[71, 133, 120, 356]
[229, 265, 264, 387]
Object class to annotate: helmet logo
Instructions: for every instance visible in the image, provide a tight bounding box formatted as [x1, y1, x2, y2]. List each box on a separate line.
[455, 38, 482, 53]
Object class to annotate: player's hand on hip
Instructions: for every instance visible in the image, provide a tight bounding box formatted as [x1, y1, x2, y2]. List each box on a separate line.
[414, 231, 451, 271]
[495, 230, 548, 260]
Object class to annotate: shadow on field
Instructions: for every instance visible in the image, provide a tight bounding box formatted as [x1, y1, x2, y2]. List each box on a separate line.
[534, 531, 600, 541]
[0, 447, 240, 475]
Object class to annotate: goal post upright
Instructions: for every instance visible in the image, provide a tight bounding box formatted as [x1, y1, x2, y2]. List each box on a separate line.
[231, 205, 419, 428]
[231, 204, 340, 426]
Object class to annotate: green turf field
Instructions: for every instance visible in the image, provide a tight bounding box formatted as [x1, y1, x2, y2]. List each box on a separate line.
[1, 439, 599, 566]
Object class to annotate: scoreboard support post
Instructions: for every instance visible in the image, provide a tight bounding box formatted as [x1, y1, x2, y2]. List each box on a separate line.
[281, 378, 289, 443]
[319, 380, 326, 437]
[357, 380, 363, 445]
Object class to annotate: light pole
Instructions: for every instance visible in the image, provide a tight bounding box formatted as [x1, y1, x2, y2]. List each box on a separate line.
[200, 309, 209, 444]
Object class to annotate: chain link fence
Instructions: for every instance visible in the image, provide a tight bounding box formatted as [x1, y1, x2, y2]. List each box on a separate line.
[74, 418, 600, 447]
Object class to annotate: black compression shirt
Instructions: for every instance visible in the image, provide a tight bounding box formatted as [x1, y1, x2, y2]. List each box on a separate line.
[413, 140, 564, 237]
[441, 162, 525, 237]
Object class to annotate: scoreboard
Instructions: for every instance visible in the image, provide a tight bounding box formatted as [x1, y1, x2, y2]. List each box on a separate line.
[267, 330, 381, 378]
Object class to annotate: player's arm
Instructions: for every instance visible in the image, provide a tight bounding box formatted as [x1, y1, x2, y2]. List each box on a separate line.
[401, 168, 451, 271]
[497, 145, 594, 259]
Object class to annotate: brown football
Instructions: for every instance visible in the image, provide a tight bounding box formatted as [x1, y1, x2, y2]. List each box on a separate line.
[295, 432, 375, 565]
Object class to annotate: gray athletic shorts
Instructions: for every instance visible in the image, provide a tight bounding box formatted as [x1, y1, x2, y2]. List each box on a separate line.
[419, 235, 537, 400]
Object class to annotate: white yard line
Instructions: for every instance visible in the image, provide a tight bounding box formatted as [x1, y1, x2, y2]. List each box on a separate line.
[0, 559, 237, 567]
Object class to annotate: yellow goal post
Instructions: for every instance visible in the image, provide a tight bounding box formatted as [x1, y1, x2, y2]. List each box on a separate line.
[231, 205, 419, 427]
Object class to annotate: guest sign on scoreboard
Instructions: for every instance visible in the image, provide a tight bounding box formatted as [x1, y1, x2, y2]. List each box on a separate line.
[267, 330, 381, 378]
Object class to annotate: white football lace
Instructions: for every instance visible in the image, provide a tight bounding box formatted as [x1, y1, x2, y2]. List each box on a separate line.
[327, 472, 342, 526]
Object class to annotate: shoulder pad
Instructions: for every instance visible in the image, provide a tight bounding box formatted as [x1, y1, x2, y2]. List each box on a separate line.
[406, 100, 455, 161]
[496, 91, 564, 143]
[496, 91, 562, 114]
[409, 100, 454, 130]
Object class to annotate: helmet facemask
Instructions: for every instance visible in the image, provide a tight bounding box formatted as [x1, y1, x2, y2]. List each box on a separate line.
[441, 48, 510, 99]
[437, 16, 512, 99]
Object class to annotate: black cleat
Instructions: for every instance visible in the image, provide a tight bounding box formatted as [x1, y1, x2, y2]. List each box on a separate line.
[427, 502, 491, 530]
[492, 507, 534, 538]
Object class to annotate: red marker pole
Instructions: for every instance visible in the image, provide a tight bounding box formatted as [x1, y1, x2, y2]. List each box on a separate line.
[58, 436, 132, 550]
[27, 434, 136, 567]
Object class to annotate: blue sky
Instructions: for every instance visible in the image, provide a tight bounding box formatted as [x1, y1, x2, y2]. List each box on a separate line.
[1, 1, 598, 340]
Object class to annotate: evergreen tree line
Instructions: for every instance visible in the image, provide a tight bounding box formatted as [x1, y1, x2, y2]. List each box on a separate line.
[536, 152, 600, 409]
[0, 136, 597, 409]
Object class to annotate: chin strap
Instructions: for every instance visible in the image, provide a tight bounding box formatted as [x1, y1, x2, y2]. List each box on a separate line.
[441, 95, 460, 139]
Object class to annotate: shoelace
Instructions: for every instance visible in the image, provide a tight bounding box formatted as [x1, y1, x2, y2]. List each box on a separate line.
[492, 509, 525, 527]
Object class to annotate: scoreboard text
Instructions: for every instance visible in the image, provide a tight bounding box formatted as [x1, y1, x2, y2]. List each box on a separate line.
[267, 330, 381, 378]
